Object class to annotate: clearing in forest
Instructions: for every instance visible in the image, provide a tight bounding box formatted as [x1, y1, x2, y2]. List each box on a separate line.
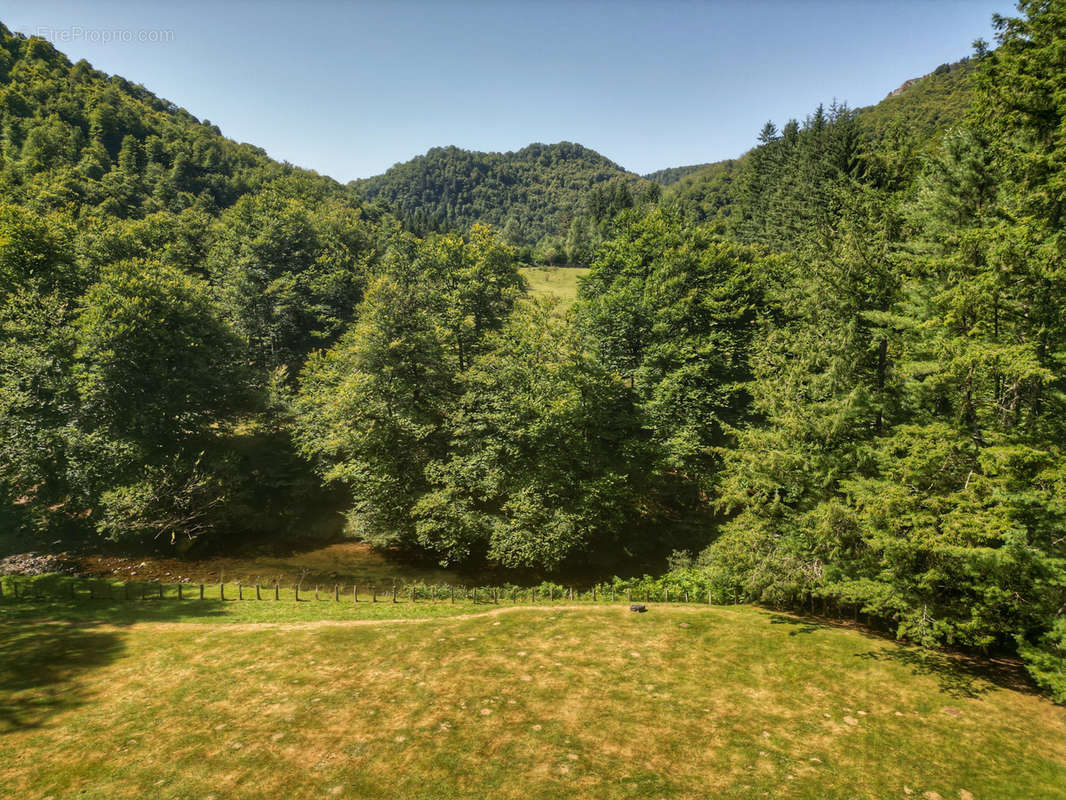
[1, 602, 1064, 799]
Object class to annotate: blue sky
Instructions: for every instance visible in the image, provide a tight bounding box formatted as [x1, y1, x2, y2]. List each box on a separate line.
[1, 0, 1013, 181]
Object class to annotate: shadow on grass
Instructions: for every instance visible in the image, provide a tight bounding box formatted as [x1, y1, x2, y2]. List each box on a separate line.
[766, 610, 1039, 700]
[0, 575, 236, 733]
[0, 574, 229, 626]
[855, 646, 1038, 700]
[0, 621, 124, 734]
[768, 614, 826, 635]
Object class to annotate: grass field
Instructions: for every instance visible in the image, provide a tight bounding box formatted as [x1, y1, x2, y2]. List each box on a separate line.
[2, 591, 1065, 800]
[519, 266, 589, 309]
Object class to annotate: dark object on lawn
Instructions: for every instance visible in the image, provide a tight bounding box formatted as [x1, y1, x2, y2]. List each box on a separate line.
[630, 604, 647, 613]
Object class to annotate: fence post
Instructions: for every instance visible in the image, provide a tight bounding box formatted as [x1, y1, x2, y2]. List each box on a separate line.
[592, 586, 596, 602]
[685, 590, 689, 603]
[708, 588, 712, 605]
[200, 583, 205, 600]
[335, 584, 339, 602]
[493, 587, 498, 605]
[473, 587, 477, 604]
[665, 588, 669, 604]
[531, 587, 535, 604]
[353, 584, 358, 603]
[449, 585, 454, 604]
[392, 584, 397, 603]
[315, 585, 319, 601]
[238, 583, 243, 601]
[569, 587, 574, 601]
[178, 583, 183, 601]
[627, 588, 631, 603]
[611, 587, 615, 602]
[256, 584, 261, 601]
[549, 587, 554, 602]
[431, 585, 436, 603]
[372, 585, 376, 603]
[220, 583, 225, 601]
[511, 587, 516, 603]
[275, 583, 279, 601]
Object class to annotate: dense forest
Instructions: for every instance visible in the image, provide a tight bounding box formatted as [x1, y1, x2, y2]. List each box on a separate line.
[351, 142, 659, 260]
[352, 57, 975, 265]
[2, 0, 1065, 704]
[663, 56, 976, 231]
[641, 163, 712, 187]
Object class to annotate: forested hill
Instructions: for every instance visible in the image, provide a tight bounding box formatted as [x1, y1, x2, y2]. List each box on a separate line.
[351, 142, 655, 246]
[354, 57, 974, 251]
[0, 21, 396, 549]
[856, 57, 975, 144]
[0, 23, 373, 219]
[662, 56, 975, 224]
[641, 163, 711, 186]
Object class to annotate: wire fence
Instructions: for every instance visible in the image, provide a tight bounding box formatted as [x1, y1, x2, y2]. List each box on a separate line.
[0, 575, 722, 606]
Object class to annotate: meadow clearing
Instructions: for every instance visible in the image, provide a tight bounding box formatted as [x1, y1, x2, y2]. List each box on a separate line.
[2, 585, 1064, 800]
[518, 266, 589, 309]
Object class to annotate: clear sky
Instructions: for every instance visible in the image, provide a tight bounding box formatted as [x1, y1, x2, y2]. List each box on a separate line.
[0, 0, 1013, 181]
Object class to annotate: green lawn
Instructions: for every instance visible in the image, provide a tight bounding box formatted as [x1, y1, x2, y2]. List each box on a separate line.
[2, 589, 1064, 799]
[519, 266, 589, 309]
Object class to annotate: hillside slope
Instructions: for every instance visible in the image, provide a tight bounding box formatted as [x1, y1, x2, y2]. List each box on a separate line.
[351, 141, 649, 245]
[642, 163, 711, 186]
[0, 23, 371, 220]
[856, 57, 975, 144]
[661, 57, 975, 225]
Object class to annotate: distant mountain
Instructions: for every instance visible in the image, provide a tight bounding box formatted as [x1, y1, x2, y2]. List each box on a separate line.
[642, 164, 711, 186]
[351, 58, 975, 248]
[351, 142, 649, 245]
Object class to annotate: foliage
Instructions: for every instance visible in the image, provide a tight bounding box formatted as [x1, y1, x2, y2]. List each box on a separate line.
[642, 163, 712, 186]
[3, 1, 1066, 706]
[693, 1, 1066, 699]
[352, 141, 652, 247]
[294, 227, 524, 552]
[415, 298, 651, 568]
[576, 208, 768, 492]
[0, 27, 389, 546]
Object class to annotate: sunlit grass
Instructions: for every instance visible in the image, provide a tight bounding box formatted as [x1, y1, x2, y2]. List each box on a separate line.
[519, 266, 589, 309]
[2, 601, 1064, 799]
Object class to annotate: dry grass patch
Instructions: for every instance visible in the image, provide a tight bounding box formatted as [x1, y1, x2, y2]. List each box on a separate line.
[1, 605, 1065, 799]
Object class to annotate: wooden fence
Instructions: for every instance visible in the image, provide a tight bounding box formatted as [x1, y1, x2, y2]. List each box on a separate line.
[0, 577, 717, 606]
